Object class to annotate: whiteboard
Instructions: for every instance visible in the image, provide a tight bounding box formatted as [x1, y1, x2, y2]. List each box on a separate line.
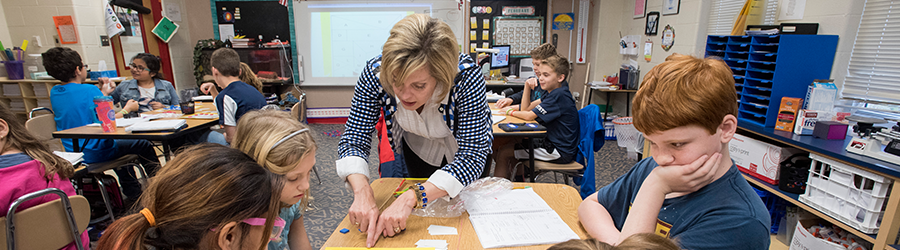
[294, 1, 465, 86]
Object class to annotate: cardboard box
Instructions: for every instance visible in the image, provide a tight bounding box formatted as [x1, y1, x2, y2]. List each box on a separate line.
[730, 134, 802, 185]
[776, 97, 803, 132]
[804, 80, 837, 112]
[789, 220, 844, 250]
[794, 110, 832, 136]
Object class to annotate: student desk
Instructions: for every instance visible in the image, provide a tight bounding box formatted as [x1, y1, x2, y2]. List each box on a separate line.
[52, 103, 219, 160]
[491, 103, 546, 182]
[321, 178, 588, 249]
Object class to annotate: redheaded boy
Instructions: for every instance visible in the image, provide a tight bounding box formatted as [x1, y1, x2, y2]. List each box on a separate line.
[577, 54, 770, 249]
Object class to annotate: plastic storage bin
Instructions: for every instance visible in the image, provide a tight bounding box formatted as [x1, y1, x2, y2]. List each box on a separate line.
[798, 153, 893, 234]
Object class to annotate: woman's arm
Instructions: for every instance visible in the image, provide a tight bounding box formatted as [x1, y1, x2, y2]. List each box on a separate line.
[288, 217, 312, 250]
[163, 80, 180, 105]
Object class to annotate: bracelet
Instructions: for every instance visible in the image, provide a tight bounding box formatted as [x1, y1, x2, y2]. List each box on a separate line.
[506, 109, 514, 116]
[119, 109, 128, 115]
[411, 183, 428, 209]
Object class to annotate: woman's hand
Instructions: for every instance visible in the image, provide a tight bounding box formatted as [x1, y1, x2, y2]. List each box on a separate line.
[124, 99, 139, 113]
[373, 191, 415, 244]
[149, 101, 165, 110]
[346, 174, 381, 247]
[495, 98, 513, 108]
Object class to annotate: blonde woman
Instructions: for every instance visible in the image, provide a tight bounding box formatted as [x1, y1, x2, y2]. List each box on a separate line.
[233, 109, 317, 250]
[337, 14, 492, 247]
[239, 62, 264, 93]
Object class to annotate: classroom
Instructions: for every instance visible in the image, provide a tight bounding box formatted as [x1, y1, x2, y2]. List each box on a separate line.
[0, 0, 897, 249]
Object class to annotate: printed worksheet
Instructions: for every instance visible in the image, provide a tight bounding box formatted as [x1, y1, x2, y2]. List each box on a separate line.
[466, 189, 579, 248]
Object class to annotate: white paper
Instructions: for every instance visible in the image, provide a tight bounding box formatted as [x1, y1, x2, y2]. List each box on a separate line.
[778, 0, 806, 21]
[104, 1, 125, 37]
[466, 189, 578, 248]
[491, 116, 506, 124]
[789, 221, 843, 250]
[125, 119, 186, 132]
[53, 151, 84, 165]
[416, 239, 448, 250]
[218, 24, 235, 42]
[619, 35, 640, 55]
[165, 3, 182, 22]
[428, 225, 458, 235]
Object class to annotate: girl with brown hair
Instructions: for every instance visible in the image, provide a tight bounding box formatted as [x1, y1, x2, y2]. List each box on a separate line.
[97, 144, 284, 250]
[0, 105, 85, 250]
[233, 109, 317, 250]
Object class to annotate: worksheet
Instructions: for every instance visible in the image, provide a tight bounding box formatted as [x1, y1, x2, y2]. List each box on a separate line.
[466, 189, 579, 248]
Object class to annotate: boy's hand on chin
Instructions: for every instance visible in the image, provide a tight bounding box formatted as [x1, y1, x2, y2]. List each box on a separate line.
[648, 153, 722, 194]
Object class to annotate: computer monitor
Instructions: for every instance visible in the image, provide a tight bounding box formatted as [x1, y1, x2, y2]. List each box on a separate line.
[490, 45, 511, 69]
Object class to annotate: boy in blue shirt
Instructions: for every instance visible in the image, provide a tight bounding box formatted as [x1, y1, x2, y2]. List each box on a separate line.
[42, 47, 159, 200]
[495, 55, 579, 179]
[200, 48, 267, 144]
[577, 54, 770, 249]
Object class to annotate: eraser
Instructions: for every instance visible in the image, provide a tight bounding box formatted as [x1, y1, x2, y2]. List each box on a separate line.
[340, 228, 350, 234]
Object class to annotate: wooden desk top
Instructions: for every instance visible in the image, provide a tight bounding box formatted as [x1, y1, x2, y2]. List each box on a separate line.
[52, 104, 218, 140]
[491, 103, 546, 137]
[321, 178, 587, 249]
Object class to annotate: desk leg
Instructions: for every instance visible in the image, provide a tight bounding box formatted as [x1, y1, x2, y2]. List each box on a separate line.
[603, 92, 612, 121]
[626, 93, 631, 117]
[71, 138, 81, 152]
[162, 142, 172, 161]
[528, 137, 536, 182]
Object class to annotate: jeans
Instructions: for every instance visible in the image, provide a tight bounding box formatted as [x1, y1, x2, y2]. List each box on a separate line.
[111, 139, 160, 199]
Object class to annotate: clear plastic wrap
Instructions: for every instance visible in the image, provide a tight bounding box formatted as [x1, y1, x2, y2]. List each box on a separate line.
[411, 177, 514, 218]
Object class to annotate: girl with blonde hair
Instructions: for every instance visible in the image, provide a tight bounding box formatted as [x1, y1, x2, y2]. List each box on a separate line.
[338, 13, 492, 247]
[233, 109, 317, 250]
[97, 144, 283, 250]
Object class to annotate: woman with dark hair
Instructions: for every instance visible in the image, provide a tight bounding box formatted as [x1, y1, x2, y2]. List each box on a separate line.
[109, 53, 180, 112]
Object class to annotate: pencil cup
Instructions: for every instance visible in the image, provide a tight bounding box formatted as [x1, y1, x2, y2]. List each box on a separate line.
[2, 61, 25, 80]
[179, 101, 195, 115]
[93, 96, 117, 133]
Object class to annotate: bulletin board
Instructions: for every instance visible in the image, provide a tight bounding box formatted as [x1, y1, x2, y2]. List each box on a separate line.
[493, 17, 544, 56]
[468, 0, 546, 58]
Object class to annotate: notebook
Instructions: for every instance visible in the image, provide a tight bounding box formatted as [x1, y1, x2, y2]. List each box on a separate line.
[53, 151, 83, 165]
[466, 188, 579, 248]
[125, 119, 187, 133]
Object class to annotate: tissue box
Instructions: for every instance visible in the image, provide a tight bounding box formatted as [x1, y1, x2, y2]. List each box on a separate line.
[804, 80, 837, 111]
[793, 110, 831, 136]
[813, 121, 848, 140]
[88, 70, 117, 80]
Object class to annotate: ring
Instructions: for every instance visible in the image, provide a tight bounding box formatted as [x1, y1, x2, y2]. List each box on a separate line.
[354, 222, 360, 226]
[394, 227, 401, 233]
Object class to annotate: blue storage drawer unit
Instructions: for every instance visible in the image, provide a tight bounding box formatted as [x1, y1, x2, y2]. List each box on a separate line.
[705, 35, 838, 128]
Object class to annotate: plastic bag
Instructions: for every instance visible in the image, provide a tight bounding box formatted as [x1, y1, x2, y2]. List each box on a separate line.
[411, 177, 513, 218]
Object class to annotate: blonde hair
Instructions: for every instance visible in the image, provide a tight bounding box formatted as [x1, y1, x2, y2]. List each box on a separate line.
[0, 105, 72, 180]
[542, 55, 570, 81]
[632, 54, 737, 135]
[239, 62, 263, 93]
[548, 234, 680, 250]
[380, 14, 458, 102]
[233, 109, 316, 175]
[530, 43, 557, 60]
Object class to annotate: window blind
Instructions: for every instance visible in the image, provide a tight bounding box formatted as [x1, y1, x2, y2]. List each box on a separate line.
[706, 0, 778, 35]
[843, 0, 900, 105]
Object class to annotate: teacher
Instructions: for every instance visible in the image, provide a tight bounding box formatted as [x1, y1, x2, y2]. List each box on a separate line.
[337, 14, 492, 247]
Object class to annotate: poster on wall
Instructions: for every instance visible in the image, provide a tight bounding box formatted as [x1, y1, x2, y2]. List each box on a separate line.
[552, 13, 574, 30]
[152, 16, 180, 43]
[662, 0, 680, 15]
[493, 17, 543, 55]
[53, 16, 78, 44]
[634, 0, 646, 18]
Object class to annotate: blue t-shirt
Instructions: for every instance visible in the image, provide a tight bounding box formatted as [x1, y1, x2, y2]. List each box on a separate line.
[268, 201, 304, 250]
[532, 82, 579, 162]
[215, 81, 266, 126]
[0, 153, 34, 169]
[51, 83, 117, 163]
[596, 157, 771, 249]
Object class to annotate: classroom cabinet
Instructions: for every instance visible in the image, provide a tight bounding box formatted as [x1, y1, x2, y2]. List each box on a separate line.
[0, 79, 116, 120]
[705, 35, 839, 128]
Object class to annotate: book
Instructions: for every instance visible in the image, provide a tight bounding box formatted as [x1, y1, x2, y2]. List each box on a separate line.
[466, 188, 579, 248]
[53, 151, 83, 165]
[125, 119, 187, 133]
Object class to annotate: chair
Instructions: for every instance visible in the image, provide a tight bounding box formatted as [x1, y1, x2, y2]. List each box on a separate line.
[0, 188, 90, 250]
[290, 102, 321, 185]
[25, 107, 146, 223]
[26, 108, 64, 152]
[514, 104, 605, 198]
